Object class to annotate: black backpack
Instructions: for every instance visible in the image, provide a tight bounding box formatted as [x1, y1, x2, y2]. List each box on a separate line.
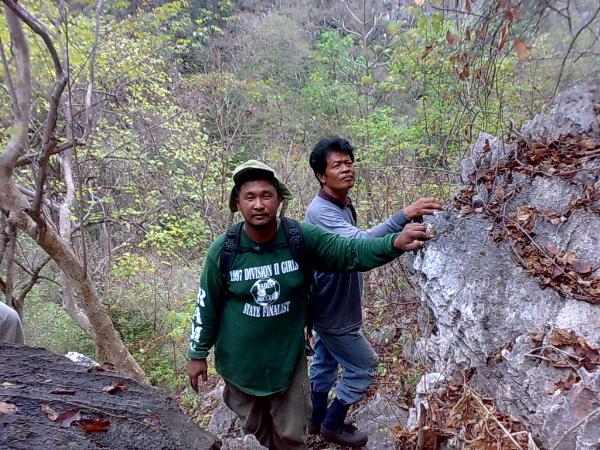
[219, 217, 312, 284]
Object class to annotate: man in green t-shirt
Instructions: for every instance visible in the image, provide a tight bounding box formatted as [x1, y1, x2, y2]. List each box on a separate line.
[188, 160, 431, 450]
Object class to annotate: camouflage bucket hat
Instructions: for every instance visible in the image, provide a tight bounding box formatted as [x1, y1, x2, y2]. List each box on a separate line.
[227, 160, 293, 213]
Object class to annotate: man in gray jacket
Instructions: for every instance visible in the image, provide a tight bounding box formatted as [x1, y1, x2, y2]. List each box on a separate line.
[306, 136, 442, 447]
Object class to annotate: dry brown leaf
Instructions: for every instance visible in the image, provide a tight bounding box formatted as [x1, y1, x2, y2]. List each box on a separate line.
[446, 31, 460, 45]
[422, 45, 433, 59]
[548, 329, 576, 347]
[514, 39, 530, 60]
[41, 404, 59, 421]
[0, 401, 19, 415]
[498, 26, 508, 51]
[102, 380, 127, 395]
[57, 408, 82, 428]
[51, 388, 76, 395]
[76, 418, 111, 432]
[571, 260, 593, 275]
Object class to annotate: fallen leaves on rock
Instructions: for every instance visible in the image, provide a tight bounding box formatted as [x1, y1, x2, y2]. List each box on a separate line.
[56, 408, 82, 427]
[75, 418, 111, 432]
[454, 133, 600, 304]
[396, 382, 534, 449]
[40, 404, 110, 431]
[102, 380, 127, 395]
[529, 329, 600, 394]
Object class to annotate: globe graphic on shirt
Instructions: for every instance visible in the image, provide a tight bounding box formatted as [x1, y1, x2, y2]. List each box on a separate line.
[250, 277, 281, 306]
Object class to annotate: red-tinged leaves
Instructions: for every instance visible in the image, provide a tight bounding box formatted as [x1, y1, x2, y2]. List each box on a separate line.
[41, 404, 59, 421]
[549, 372, 580, 394]
[422, 45, 433, 59]
[450, 55, 459, 65]
[531, 330, 545, 344]
[143, 415, 161, 426]
[465, 0, 472, 13]
[458, 63, 470, 80]
[446, 31, 459, 45]
[51, 388, 76, 395]
[514, 39, 530, 60]
[465, 27, 471, 40]
[76, 419, 111, 432]
[506, 5, 521, 22]
[41, 405, 81, 428]
[499, 0, 509, 7]
[57, 408, 82, 428]
[102, 380, 127, 395]
[498, 26, 508, 51]
[476, 28, 485, 40]
[0, 401, 19, 415]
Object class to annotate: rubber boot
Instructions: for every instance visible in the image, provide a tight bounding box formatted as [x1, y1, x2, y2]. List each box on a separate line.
[321, 398, 368, 448]
[308, 389, 328, 434]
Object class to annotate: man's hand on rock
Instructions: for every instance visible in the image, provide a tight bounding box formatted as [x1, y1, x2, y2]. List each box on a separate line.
[393, 223, 433, 251]
[404, 197, 443, 220]
[188, 359, 208, 393]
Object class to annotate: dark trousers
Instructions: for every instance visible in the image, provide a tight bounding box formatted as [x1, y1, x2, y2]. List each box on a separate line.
[223, 358, 311, 450]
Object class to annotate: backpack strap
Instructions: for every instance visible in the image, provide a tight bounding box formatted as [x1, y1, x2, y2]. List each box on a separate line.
[220, 221, 244, 285]
[281, 217, 316, 356]
[280, 217, 310, 271]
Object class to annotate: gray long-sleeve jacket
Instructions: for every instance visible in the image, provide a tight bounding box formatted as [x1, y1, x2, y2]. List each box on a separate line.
[305, 190, 409, 334]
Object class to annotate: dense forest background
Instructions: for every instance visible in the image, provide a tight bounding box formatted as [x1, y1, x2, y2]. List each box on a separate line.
[1, 0, 599, 422]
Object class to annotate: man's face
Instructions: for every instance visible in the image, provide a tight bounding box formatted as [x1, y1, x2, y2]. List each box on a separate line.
[317, 150, 355, 191]
[235, 179, 281, 227]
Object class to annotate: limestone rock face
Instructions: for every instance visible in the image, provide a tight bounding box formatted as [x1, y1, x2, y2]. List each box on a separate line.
[411, 82, 600, 449]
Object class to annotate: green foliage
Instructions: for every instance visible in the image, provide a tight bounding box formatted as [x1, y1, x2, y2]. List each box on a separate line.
[24, 293, 96, 358]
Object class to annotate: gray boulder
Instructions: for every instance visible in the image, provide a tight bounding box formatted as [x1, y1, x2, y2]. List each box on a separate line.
[354, 392, 409, 449]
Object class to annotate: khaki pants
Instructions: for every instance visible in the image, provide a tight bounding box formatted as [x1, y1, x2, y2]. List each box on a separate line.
[223, 358, 311, 450]
[0, 302, 24, 345]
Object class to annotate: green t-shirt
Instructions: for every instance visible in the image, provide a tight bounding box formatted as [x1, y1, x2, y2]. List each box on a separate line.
[188, 221, 401, 396]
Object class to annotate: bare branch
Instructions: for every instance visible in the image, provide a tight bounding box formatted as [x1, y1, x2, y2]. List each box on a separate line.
[4, 225, 16, 308]
[552, 5, 600, 100]
[0, 4, 31, 170]
[0, 35, 18, 117]
[14, 139, 82, 167]
[2, 0, 62, 76]
[2, 0, 69, 235]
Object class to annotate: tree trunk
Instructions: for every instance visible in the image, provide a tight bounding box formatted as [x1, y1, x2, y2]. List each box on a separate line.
[7, 204, 147, 383]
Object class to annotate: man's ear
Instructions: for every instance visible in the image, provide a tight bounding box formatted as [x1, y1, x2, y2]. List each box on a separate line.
[235, 197, 241, 211]
[316, 172, 326, 185]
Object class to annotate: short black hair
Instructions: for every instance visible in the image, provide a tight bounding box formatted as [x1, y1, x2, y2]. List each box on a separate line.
[309, 136, 355, 183]
[233, 170, 281, 199]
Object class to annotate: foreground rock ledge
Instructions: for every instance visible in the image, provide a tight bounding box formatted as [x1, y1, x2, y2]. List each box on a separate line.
[0, 344, 216, 450]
